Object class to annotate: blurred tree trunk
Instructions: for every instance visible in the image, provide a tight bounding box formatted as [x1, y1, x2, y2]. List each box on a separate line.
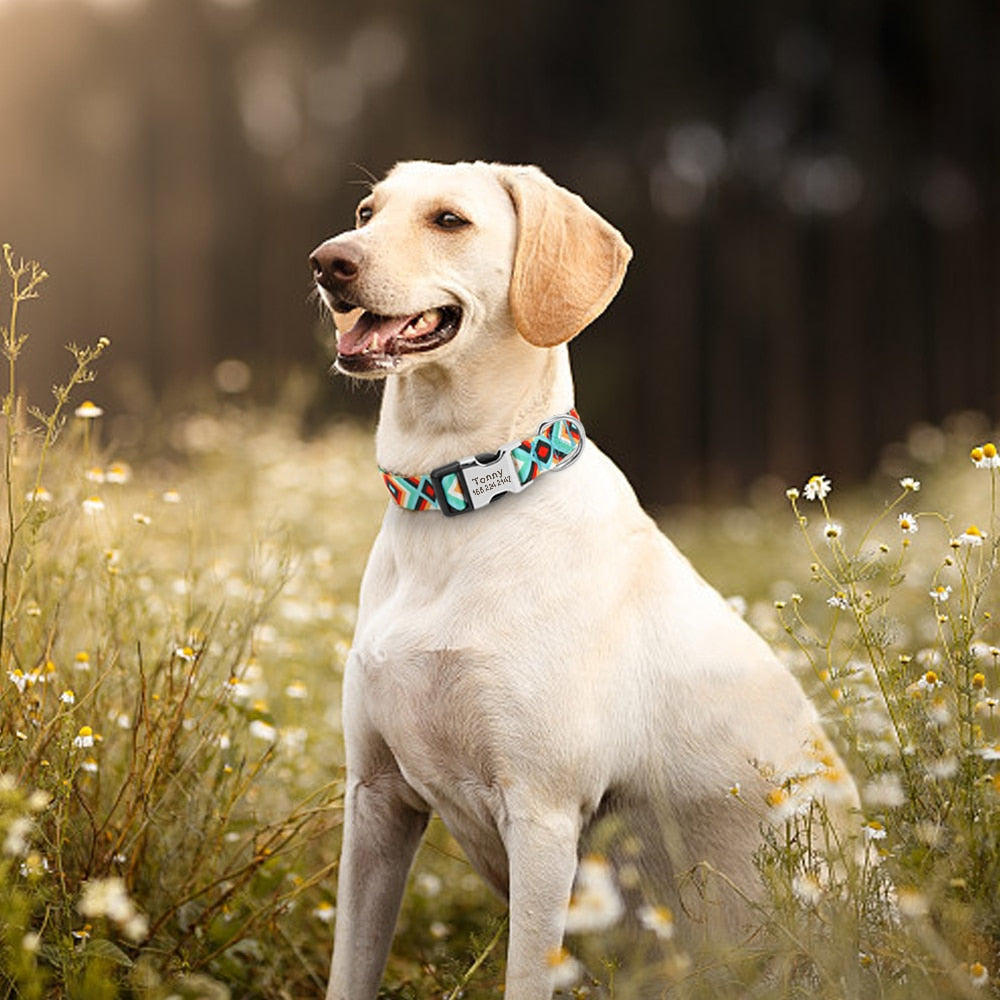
[140, 0, 215, 392]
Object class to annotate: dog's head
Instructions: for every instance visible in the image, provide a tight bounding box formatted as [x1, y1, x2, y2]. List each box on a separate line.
[310, 161, 632, 377]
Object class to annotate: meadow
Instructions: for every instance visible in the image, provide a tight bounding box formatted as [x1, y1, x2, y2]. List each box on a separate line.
[2, 243, 999, 998]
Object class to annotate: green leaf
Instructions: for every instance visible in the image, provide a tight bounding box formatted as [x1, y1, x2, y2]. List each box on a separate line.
[82, 938, 134, 968]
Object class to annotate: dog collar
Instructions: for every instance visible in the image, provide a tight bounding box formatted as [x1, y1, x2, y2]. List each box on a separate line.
[380, 410, 585, 517]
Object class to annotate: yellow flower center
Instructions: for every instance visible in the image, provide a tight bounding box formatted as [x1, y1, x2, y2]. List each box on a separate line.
[546, 946, 571, 967]
[766, 788, 788, 808]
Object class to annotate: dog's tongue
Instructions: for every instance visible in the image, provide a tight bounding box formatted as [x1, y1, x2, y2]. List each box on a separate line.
[338, 312, 413, 357]
[337, 308, 443, 357]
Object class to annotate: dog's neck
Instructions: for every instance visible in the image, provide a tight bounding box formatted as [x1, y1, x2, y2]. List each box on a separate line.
[375, 339, 575, 475]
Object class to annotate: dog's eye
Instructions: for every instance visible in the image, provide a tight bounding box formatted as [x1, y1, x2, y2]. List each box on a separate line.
[432, 211, 469, 230]
[356, 205, 374, 227]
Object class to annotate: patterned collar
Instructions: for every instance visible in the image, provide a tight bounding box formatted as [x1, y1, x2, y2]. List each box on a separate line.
[379, 411, 585, 517]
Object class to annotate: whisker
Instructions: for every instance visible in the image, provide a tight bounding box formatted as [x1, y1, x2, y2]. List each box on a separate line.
[349, 162, 378, 191]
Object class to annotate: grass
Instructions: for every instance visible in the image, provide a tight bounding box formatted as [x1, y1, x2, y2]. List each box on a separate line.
[2, 242, 1000, 998]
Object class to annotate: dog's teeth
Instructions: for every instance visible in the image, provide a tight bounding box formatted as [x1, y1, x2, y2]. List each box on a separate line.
[412, 308, 441, 334]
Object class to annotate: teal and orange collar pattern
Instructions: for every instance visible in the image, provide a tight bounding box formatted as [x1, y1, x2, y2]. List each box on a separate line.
[380, 411, 585, 517]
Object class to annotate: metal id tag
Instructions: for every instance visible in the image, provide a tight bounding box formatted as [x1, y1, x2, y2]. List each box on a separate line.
[463, 450, 522, 510]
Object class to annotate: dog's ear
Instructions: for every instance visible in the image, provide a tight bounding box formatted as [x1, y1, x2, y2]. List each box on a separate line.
[496, 166, 632, 348]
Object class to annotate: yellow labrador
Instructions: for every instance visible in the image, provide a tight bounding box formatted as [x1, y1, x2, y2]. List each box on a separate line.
[310, 161, 858, 1000]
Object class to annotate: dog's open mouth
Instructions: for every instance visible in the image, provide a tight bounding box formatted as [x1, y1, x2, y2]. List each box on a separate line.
[335, 306, 462, 374]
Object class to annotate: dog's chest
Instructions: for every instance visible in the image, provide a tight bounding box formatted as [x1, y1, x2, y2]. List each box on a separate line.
[347, 525, 578, 808]
[350, 628, 516, 825]
[345, 497, 625, 822]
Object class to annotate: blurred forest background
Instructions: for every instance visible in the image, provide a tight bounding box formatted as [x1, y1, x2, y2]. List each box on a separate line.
[1, 0, 998, 504]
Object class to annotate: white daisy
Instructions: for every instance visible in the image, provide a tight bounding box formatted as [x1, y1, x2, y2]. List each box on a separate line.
[74, 400, 103, 419]
[564, 854, 624, 934]
[803, 474, 831, 501]
[638, 903, 675, 938]
[72, 726, 95, 749]
[959, 525, 986, 547]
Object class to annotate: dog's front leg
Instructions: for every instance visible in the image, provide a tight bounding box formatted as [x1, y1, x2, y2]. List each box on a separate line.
[326, 771, 429, 1000]
[503, 811, 580, 1000]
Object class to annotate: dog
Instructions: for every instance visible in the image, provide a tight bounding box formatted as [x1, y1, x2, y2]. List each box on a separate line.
[310, 160, 859, 1000]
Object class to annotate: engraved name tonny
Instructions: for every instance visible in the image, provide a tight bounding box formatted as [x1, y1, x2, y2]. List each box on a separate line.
[467, 467, 513, 497]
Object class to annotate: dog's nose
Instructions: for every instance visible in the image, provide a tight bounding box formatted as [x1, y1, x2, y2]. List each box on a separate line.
[310, 240, 363, 287]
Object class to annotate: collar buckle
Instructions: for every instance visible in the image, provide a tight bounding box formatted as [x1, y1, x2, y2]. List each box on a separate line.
[430, 448, 523, 517]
